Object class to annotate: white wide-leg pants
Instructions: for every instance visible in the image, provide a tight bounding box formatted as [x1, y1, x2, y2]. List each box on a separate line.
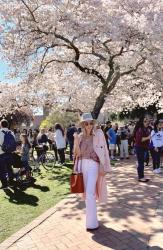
[81, 159, 99, 229]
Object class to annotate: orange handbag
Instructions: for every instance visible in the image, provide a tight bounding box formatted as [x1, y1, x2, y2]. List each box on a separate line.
[70, 160, 84, 193]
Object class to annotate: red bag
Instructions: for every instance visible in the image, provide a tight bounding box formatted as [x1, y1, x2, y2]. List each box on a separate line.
[70, 159, 84, 193]
[70, 172, 84, 193]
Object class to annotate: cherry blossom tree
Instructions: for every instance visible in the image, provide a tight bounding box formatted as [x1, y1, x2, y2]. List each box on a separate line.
[0, 0, 163, 118]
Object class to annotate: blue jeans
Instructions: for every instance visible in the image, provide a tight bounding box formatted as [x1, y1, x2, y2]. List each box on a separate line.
[135, 146, 146, 179]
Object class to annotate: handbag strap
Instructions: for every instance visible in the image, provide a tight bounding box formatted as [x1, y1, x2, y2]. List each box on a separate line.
[73, 157, 82, 173]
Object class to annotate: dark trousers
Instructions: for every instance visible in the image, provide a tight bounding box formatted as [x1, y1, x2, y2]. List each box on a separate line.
[69, 141, 74, 160]
[0, 153, 13, 186]
[144, 150, 149, 165]
[52, 144, 58, 161]
[58, 148, 65, 164]
[150, 148, 161, 170]
[135, 146, 146, 179]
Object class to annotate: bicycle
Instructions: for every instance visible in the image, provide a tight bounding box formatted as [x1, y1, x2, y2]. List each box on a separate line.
[30, 145, 56, 171]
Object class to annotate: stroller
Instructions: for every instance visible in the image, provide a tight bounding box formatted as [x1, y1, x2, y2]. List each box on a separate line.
[12, 153, 36, 185]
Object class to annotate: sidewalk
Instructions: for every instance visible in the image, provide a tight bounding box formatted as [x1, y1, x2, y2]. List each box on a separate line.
[0, 158, 163, 250]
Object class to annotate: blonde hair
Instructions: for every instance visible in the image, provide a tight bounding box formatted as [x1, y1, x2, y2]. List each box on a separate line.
[81, 121, 95, 137]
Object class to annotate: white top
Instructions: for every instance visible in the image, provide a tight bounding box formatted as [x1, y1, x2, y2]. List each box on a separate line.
[0, 128, 14, 155]
[151, 130, 163, 148]
[54, 129, 66, 149]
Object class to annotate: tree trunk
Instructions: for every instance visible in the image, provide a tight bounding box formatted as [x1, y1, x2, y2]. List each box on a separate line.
[92, 72, 121, 119]
[92, 92, 106, 119]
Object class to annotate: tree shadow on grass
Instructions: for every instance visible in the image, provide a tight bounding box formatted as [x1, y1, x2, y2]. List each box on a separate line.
[4, 188, 39, 206]
[91, 224, 163, 250]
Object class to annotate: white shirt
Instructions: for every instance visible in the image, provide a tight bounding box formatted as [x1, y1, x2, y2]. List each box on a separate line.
[151, 130, 163, 148]
[54, 129, 66, 149]
[0, 128, 14, 155]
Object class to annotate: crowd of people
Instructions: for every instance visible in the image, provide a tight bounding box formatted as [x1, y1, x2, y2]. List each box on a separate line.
[0, 115, 163, 189]
[0, 121, 78, 189]
[103, 117, 163, 182]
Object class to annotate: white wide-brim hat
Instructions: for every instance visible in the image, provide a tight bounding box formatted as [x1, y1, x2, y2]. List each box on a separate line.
[80, 112, 95, 125]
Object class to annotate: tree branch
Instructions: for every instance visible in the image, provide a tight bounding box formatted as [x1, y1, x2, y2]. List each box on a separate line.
[20, 0, 38, 23]
[35, 28, 106, 82]
[40, 59, 73, 73]
[120, 57, 146, 76]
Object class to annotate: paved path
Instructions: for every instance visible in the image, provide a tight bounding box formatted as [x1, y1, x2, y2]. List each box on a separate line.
[0, 158, 163, 250]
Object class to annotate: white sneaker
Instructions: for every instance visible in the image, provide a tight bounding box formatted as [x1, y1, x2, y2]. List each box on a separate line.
[157, 168, 161, 173]
[153, 169, 158, 174]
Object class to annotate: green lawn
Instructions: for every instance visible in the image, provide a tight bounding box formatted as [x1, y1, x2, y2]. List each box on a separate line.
[0, 161, 72, 243]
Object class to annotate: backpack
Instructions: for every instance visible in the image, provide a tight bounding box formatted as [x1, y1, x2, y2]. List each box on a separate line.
[1, 130, 17, 153]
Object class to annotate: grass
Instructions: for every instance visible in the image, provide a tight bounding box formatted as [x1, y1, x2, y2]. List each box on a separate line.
[0, 160, 73, 243]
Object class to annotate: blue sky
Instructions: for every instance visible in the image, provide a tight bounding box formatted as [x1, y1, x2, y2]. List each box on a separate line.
[0, 59, 43, 115]
[0, 59, 21, 84]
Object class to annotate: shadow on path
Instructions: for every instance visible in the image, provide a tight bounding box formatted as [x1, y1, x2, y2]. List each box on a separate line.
[91, 224, 163, 250]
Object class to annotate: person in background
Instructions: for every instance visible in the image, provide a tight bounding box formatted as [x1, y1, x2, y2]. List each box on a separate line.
[54, 123, 66, 165]
[104, 121, 111, 150]
[28, 129, 33, 145]
[31, 129, 39, 152]
[77, 127, 82, 134]
[115, 123, 120, 156]
[144, 121, 153, 166]
[107, 124, 117, 160]
[47, 127, 54, 150]
[128, 121, 135, 155]
[118, 126, 129, 160]
[22, 128, 28, 135]
[66, 124, 77, 161]
[0, 119, 16, 189]
[37, 128, 48, 145]
[134, 117, 151, 182]
[150, 120, 163, 174]
[47, 127, 59, 162]
[20, 134, 32, 182]
[13, 128, 21, 146]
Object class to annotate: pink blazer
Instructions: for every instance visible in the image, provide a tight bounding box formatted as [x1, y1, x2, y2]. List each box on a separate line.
[74, 128, 111, 203]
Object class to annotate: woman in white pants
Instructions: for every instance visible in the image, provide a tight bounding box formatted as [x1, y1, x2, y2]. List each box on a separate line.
[74, 113, 111, 231]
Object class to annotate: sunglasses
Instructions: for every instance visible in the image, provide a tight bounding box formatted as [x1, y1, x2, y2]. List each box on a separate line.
[84, 121, 94, 126]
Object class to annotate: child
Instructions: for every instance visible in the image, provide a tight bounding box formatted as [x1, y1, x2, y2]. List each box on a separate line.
[150, 120, 163, 174]
[20, 133, 32, 181]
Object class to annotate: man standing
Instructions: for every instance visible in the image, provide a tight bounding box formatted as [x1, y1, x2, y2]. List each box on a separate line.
[107, 124, 117, 160]
[118, 126, 129, 159]
[66, 124, 77, 161]
[0, 119, 16, 189]
[104, 121, 112, 150]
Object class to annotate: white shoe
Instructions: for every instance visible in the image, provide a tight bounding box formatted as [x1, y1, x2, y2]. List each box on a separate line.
[157, 168, 161, 173]
[153, 169, 158, 174]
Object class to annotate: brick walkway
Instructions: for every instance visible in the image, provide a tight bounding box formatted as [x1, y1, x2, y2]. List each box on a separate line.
[0, 158, 163, 250]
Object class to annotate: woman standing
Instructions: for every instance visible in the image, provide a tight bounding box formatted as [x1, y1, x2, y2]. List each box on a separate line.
[134, 117, 151, 182]
[150, 120, 163, 174]
[74, 113, 111, 231]
[20, 134, 32, 181]
[54, 123, 66, 165]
